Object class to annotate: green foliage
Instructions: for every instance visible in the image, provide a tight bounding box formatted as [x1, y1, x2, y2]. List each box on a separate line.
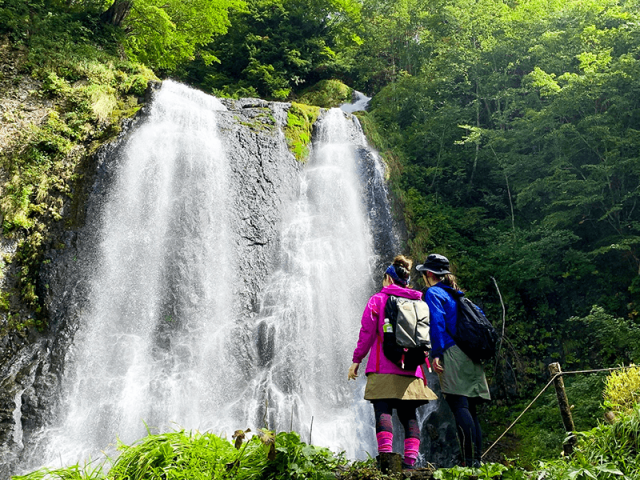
[335, 458, 389, 480]
[11, 461, 104, 480]
[475, 399, 640, 480]
[533, 404, 640, 480]
[15, 430, 347, 480]
[0, 292, 10, 311]
[361, 1, 640, 435]
[434, 463, 507, 480]
[296, 79, 353, 108]
[179, 0, 362, 99]
[285, 102, 320, 161]
[0, 2, 156, 331]
[567, 307, 640, 366]
[121, 0, 244, 72]
[603, 366, 640, 415]
[352, 0, 434, 94]
[486, 374, 607, 466]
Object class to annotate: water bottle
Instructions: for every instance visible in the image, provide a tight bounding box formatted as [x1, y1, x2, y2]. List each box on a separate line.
[383, 318, 393, 333]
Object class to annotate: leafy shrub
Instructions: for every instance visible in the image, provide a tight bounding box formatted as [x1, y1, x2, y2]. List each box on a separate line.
[486, 374, 607, 467]
[568, 306, 640, 366]
[603, 365, 640, 416]
[535, 404, 640, 480]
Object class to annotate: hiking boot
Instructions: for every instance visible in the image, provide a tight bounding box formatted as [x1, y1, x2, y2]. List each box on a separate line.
[401, 461, 416, 471]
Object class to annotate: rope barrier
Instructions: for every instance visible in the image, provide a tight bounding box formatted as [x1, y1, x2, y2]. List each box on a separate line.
[481, 364, 636, 459]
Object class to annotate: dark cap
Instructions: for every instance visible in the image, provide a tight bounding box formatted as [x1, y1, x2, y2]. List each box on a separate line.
[416, 254, 451, 275]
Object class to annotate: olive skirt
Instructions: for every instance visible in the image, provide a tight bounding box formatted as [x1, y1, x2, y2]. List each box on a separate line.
[439, 344, 491, 400]
[364, 373, 438, 401]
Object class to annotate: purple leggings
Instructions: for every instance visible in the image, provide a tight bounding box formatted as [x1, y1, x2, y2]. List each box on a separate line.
[371, 399, 421, 438]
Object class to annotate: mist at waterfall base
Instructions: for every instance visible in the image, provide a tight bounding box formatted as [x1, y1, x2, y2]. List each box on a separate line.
[20, 82, 404, 471]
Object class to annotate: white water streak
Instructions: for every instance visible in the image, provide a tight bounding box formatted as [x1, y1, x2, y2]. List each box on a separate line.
[250, 109, 378, 458]
[34, 81, 236, 466]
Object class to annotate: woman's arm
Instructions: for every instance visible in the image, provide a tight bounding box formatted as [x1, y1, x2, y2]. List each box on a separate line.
[425, 288, 447, 359]
[351, 295, 381, 364]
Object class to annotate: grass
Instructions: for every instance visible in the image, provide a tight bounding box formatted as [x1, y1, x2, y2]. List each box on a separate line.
[11, 399, 640, 480]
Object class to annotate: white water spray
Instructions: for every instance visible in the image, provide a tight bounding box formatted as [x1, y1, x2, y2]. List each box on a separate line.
[29, 81, 239, 466]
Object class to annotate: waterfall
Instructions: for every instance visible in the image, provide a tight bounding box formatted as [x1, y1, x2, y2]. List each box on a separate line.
[19, 85, 397, 471]
[244, 108, 384, 458]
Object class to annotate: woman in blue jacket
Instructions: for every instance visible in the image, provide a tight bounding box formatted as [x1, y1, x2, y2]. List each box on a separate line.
[417, 254, 490, 467]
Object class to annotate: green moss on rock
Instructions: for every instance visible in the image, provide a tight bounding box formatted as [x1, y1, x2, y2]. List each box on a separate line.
[285, 102, 320, 162]
[0, 47, 157, 334]
[296, 79, 353, 108]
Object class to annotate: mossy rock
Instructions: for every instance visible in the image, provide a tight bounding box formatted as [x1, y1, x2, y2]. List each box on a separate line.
[296, 79, 353, 108]
[285, 102, 320, 162]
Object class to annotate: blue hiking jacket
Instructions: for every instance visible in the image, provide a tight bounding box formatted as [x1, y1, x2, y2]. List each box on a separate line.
[423, 283, 459, 359]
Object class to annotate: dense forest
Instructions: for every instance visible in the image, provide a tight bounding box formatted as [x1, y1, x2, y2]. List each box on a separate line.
[2, 0, 640, 476]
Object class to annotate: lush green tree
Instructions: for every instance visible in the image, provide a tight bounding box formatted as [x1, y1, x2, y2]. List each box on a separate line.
[180, 0, 361, 99]
[115, 0, 244, 71]
[364, 0, 640, 409]
[352, 0, 435, 94]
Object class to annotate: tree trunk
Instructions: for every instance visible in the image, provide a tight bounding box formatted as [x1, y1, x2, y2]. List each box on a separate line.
[100, 0, 133, 27]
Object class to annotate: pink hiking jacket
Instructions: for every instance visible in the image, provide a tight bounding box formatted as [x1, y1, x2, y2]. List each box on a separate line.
[352, 284, 427, 378]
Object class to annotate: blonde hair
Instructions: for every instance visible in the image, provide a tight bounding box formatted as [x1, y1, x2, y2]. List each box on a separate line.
[440, 273, 461, 291]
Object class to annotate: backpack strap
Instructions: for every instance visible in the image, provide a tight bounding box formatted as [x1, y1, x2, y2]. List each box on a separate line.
[375, 293, 391, 372]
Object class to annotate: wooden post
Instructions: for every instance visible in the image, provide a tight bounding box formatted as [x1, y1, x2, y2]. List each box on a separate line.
[548, 362, 576, 455]
[378, 452, 402, 474]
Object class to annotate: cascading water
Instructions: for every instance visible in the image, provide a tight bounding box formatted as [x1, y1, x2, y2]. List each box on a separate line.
[244, 108, 389, 458]
[17, 85, 400, 472]
[22, 81, 243, 468]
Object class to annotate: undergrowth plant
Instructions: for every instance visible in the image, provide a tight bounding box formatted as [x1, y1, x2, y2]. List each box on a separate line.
[603, 366, 640, 416]
[14, 429, 347, 480]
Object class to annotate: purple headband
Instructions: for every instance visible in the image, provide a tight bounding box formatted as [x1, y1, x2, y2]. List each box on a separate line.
[385, 265, 409, 286]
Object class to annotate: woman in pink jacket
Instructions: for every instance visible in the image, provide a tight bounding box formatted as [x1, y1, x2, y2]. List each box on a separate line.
[348, 255, 437, 469]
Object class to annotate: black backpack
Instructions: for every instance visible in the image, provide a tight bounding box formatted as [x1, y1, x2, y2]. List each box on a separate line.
[382, 295, 431, 370]
[441, 286, 499, 363]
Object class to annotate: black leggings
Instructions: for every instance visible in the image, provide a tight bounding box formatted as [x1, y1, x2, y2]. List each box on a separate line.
[371, 399, 421, 439]
[446, 394, 483, 465]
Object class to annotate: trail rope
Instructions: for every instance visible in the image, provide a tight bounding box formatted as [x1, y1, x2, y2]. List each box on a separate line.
[482, 365, 635, 459]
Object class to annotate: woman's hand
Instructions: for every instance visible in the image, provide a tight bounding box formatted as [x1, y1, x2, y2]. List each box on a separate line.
[433, 357, 444, 374]
[348, 363, 360, 380]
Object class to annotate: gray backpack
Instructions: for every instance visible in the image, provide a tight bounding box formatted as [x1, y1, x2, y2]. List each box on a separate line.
[383, 296, 431, 370]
